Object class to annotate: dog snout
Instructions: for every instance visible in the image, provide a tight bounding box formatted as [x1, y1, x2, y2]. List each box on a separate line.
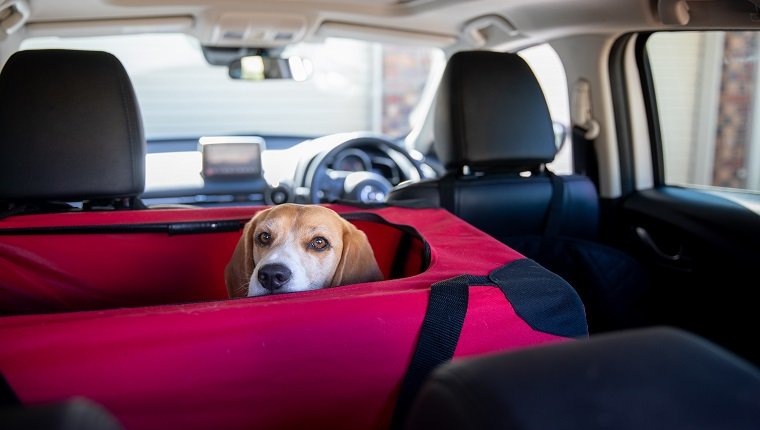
[257, 263, 292, 291]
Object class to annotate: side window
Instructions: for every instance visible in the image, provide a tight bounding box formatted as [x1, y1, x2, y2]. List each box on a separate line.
[519, 44, 572, 175]
[647, 31, 760, 192]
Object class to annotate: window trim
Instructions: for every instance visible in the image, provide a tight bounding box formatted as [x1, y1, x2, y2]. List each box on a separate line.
[634, 31, 666, 187]
[608, 33, 638, 195]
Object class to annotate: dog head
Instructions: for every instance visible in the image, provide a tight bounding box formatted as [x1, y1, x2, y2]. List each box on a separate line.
[225, 203, 384, 297]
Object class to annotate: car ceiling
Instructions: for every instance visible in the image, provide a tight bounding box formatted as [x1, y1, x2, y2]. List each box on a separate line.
[2, 0, 758, 58]
[10, 0, 756, 54]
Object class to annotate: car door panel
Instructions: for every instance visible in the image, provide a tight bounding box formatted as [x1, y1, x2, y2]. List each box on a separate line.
[620, 186, 760, 364]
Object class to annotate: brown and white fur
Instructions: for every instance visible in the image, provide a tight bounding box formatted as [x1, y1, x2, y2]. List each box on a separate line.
[225, 203, 383, 297]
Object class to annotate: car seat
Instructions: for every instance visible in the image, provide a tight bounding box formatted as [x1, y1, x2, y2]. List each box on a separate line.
[388, 50, 649, 333]
[0, 49, 146, 218]
[404, 326, 760, 430]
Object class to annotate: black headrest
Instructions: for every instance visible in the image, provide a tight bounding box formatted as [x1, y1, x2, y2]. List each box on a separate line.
[0, 49, 145, 202]
[405, 326, 760, 430]
[434, 50, 556, 172]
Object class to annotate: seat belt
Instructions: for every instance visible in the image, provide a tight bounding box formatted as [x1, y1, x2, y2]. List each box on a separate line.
[572, 125, 600, 187]
[538, 168, 567, 264]
[571, 78, 601, 186]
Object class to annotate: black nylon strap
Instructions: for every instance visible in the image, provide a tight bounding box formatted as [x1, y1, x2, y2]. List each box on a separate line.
[490, 258, 588, 339]
[390, 274, 489, 430]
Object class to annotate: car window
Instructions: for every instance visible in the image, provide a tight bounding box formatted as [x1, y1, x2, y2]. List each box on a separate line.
[20, 34, 443, 141]
[519, 44, 572, 174]
[647, 31, 760, 193]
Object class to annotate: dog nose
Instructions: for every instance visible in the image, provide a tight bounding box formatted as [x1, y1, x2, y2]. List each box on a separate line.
[257, 263, 292, 291]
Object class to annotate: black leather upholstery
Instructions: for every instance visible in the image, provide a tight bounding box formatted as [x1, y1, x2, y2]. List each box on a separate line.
[405, 327, 760, 430]
[391, 174, 599, 241]
[0, 49, 145, 202]
[434, 50, 556, 172]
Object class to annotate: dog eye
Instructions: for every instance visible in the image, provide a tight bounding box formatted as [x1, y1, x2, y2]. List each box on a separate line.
[309, 237, 329, 251]
[256, 232, 271, 245]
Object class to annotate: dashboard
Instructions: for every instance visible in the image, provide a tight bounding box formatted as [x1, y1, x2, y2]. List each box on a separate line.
[141, 132, 437, 207]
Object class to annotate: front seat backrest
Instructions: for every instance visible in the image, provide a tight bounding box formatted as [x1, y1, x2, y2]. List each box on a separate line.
[0, 49, 146, 214]
[405, 326, 760, 430]
[388, 50, 648, 332]
[390, 50, 599, 241]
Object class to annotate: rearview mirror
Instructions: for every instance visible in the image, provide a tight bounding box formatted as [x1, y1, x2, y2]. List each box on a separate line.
[228, 55, 312, 81]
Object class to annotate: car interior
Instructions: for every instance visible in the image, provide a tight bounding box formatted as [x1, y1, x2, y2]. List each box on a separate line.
[1, 0, 760, 429]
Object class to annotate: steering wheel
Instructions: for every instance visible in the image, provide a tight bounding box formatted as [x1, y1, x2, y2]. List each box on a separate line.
[302, 135, 422, 204]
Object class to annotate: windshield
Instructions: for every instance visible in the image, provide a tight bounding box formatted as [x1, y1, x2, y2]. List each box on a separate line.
[21, 34, 444, 140]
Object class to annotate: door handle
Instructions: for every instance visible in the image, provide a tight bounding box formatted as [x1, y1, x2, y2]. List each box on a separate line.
[635, 227, 683, 261]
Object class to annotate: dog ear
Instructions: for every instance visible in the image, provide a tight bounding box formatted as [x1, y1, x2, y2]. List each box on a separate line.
[224, 211, 262, 298]
[330, 220, 384, 287]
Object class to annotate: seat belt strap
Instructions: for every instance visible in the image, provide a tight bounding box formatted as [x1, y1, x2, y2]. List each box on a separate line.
[540, 170, 565, 259]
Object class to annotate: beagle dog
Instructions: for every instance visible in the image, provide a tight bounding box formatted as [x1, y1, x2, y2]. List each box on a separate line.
[225, 203, 383, 297]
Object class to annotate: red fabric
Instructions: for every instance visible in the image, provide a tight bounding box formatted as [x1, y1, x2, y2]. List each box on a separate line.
[0, 207, 423, 314]
[0, 205, 568, 430]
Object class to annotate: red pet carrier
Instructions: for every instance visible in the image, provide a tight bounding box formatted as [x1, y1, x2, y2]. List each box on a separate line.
[0, 204, 586, 430]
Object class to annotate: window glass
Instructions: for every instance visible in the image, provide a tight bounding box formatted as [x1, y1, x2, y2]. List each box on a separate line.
[519, 44, 572, 175]
[647, 31, 760, 192]
[20, 34, 442, 141]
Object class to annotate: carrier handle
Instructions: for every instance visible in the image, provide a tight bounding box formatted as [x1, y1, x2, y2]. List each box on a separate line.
[389, 274, 481, 430]
[390, 258, 587, 429]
